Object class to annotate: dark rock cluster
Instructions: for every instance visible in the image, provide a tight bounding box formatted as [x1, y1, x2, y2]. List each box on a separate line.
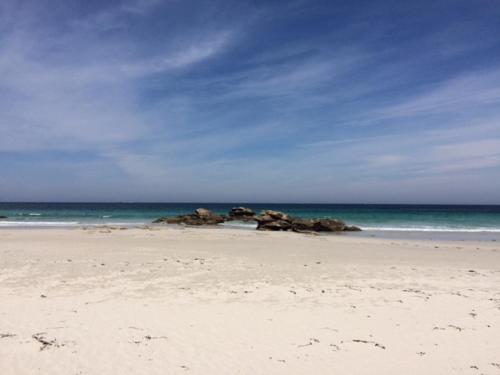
[153, 207, 361, 233]
[228, 207, 256, 221]
[153, 208, 225, 226]
[255, 210, 361, 233]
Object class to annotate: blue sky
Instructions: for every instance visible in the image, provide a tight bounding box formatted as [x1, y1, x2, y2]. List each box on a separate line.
[1, 0, 499, 203]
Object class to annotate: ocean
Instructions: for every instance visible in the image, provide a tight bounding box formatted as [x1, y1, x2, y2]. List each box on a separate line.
[1, 202, 500, 236]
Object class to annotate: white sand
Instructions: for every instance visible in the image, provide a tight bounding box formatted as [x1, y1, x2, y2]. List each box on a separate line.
[0, 227, 499, 374]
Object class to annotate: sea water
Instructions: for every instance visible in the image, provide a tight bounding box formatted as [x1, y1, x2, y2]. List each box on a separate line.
[1, 203, 499, 237]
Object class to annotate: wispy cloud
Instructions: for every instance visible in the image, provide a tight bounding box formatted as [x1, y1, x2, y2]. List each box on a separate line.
[0, 0, 499, 203]
[0, 1, 236, 153]
[119, 32, 233, 76]
[375, 69, 500, 118]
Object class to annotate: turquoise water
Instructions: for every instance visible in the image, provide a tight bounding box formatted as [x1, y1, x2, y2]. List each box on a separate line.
[1, 203, 500, 233]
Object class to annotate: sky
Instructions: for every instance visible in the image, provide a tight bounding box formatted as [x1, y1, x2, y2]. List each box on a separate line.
[0, 0, 499, 204]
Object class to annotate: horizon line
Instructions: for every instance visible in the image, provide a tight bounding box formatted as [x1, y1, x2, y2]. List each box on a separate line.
[1, 201, 499, 206]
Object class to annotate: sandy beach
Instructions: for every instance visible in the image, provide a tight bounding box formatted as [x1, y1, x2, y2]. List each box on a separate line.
[0, 227, 499, 374]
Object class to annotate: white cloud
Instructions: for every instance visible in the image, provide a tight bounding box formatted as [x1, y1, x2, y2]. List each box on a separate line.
[433, 139, 500, 160]
[377, 69, 500, 118]
[0, 2, 235, 152]
[119, 31, 232, 76]
[1, 1, 499, 203]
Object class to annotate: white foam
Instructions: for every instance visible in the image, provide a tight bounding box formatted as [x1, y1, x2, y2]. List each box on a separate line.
[361, 226, 500, 233]
[93, 222, 145, 226]
[220, 221, 257, 229]
[0, 220, 498, 233]
[0, 220, 149, 228]
[28, 213, 41, 216]
[0, 221, 79, 227]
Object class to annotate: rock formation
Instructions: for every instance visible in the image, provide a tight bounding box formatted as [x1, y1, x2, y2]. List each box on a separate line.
[255, 210, 291, 231]
[153, 208, 361, 232]
[290, 218, 346, 232]
[227, 207, 256, 221]
[255, 210, 361, 232]
[153, 208, 225, 226]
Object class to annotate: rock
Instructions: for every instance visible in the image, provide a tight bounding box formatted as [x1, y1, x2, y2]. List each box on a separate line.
[0, 216, 7, 219]
[315, 219, 346, 232]
[194, 208, 213, 218]
[263, 210, 290, 221]
[255, 210, 292, 231]
[228, 207, 256, 221]
[155, 207, 361, 233]
[255, 210, 361, 233]
[256, 214, 274, 223]
[289, 219, 317, 232]
[343, 225, 362, 232]
[257, 219, 293, 231]
[291, 218, 346, 232]
[155, 216, 183, 224]
[154, 208, 225, 226]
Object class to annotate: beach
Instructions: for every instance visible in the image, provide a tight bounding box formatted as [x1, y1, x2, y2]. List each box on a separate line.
[0, 227, 499, 374]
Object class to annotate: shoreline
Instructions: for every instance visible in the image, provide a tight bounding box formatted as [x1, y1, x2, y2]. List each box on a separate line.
[1, 221, 500, 242]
